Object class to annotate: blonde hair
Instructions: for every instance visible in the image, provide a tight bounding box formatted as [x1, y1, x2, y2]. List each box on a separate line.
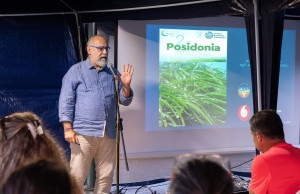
[0, 112, 67, 186]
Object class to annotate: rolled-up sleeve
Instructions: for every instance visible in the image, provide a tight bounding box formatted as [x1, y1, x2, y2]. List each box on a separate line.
[119, 85, 133, 106]
[58, 67, 78, 123]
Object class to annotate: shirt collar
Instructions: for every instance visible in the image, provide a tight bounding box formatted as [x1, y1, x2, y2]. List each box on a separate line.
[85, 58, 108, 71]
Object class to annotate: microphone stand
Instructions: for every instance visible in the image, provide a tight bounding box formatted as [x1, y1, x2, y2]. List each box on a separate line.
[111, 73, 129, 194]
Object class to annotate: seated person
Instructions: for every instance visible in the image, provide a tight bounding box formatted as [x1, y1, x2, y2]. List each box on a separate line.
[249, 110, 300, 194]
[169, 154, 233, 194]
[0, 112, 81, 193]
[0, 159, 73, 194]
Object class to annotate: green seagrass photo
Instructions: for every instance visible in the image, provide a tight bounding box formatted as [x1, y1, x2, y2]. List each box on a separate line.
[159, 60, 226, 127]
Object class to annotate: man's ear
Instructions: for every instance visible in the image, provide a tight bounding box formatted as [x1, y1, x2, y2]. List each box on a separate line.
[256, 132, 263, 143]
[87, 46, 91, 55]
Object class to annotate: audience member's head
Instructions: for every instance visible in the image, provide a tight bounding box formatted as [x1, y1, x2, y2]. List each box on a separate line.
[169, 154, 233, 194]
[0, 159, 72, 194]
[0, 112, 67, 186]
[249, 109, 284, 140]
[249, 110, 286, 153]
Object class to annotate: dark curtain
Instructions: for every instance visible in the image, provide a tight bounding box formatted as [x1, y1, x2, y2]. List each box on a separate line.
[227, 0, 300, 112]
[245, 9, 285, 112]
[0, 15, 78, 157]
[226, 1, 299, 156]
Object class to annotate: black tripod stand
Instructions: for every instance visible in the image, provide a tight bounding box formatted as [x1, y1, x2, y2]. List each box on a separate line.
[111, 71, 129, 194]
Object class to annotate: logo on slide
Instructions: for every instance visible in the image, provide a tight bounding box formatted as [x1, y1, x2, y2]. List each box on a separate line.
[238, 105, 250, 121]
[160, 30, 175, 37]
[238, 83, 250, 98]
[205, 31, 213, 39]
[161, 30, 168, 36]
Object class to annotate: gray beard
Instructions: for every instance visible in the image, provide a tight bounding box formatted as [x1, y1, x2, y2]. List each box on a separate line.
[95, 60, 106, 68]
[90, 55, 107, 68]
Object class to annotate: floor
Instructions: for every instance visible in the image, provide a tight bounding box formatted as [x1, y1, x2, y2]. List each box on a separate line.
[85, 181, 171, 194]
[84, 173, 250, 194]
[84, 152, 253, 194]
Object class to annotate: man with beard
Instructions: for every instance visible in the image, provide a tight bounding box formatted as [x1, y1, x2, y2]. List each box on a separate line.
[59, 35, 134, 194]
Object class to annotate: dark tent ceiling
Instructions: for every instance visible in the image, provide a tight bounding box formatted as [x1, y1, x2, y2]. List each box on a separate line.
[2, 0, 300, 22]
[0, 0, 239, 22]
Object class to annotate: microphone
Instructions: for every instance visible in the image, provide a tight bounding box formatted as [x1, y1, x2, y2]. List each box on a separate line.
[107, 63, 117, 79]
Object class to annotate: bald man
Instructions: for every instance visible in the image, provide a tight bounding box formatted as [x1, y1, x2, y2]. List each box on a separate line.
[59, 35, 134, 193]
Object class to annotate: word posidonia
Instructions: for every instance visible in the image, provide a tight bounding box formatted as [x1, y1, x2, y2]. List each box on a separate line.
[167, 43, 220, 51]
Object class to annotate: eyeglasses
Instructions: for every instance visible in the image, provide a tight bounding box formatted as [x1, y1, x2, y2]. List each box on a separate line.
[89, 45, 111, 52]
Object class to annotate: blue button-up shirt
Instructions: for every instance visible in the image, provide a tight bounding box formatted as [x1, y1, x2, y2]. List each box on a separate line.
[58, 58, 133, 139]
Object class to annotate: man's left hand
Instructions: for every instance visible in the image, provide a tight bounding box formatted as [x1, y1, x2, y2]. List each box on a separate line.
[117, 64, 134, 98]
[117, 64, 134, 87]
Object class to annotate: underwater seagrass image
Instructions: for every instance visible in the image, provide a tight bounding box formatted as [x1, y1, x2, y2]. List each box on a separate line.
[159, 61, 226, 127]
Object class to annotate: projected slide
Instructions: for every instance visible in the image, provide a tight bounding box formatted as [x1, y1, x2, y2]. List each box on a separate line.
[118, 18, 300, 154]
[159, 29, 227, 127]
[145, 24, 295, 132]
